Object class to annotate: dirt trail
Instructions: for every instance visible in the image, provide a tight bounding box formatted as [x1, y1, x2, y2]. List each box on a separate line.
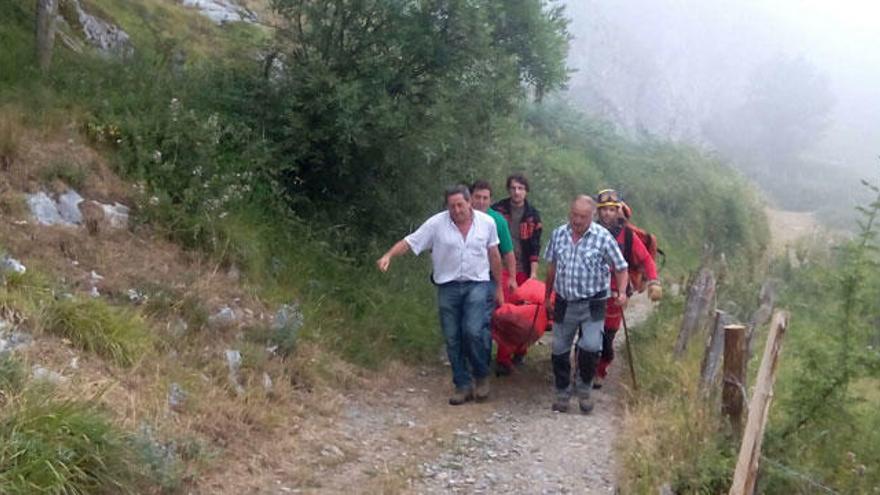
[258, 294, 654, 494]
[764, 207, 820, 255]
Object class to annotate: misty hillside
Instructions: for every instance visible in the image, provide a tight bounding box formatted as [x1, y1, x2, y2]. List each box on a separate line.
[562, 0, 880, 226]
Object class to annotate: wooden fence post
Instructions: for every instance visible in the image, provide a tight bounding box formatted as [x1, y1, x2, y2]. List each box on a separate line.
[746, 280, 776, 360]
[699, 310, 731, 393]
[722, 324, 747, 432]
[674, 266, 716, 358]
[729, 311, 789, 495]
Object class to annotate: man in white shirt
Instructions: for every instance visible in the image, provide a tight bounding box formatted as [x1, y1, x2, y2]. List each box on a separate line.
[378, 185, 505, 405]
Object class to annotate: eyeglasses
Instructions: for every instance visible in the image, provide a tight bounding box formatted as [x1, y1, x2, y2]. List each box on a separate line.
[596, 189, 621, 205]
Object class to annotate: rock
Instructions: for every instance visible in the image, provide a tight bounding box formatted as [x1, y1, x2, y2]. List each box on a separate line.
[272, 303, 303, 332]
[181, 0, 257, 25]
[27, 192, 66, 225]
[32, 366, 67, 384]
[0, 326, 32, 356]
[261, 372, 273, 393]
[224, 349, 244, 395]
[226, 264, 241, 283]
[57, 189, 84, 224]
[88, 286, 100, 298]
[1, 256, 26, 275]
[99, 202, 130, 229]
[127, 288, 147, 304]
[60, 0, 134, 58]
[168, 382, 187, 412]
[169, 318, 188, 338]
[210, 306, 237, 329]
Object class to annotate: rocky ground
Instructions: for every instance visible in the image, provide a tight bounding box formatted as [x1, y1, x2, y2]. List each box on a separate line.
[256, 294, 654, 495]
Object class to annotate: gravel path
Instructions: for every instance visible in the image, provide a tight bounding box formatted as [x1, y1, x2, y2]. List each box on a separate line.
[262, 294, 652, 494]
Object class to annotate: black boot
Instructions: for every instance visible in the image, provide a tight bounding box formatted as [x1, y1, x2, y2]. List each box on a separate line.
[551, 353, 571, 412]
[577, 348, 600, 414]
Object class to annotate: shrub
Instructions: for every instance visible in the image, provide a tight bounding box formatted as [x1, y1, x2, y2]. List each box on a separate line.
[43, 298, 152, 367]
[38, 159, 89, 189]
[0, 392, 150, 494]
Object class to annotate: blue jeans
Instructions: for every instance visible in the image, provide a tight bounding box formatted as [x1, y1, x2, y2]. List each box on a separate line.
[438, 281, 493, 390]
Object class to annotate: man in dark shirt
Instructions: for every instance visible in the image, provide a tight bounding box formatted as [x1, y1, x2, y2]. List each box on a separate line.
[491, 173, 543, 375]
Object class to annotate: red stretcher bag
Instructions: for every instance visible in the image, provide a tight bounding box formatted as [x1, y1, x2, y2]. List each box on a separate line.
[508, 278, 545, 305]
[492, 302, 547, 349]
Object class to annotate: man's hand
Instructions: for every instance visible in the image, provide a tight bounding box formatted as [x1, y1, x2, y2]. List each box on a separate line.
[616, 292, 628, 309]
[376, 255, 392, 272]
[507, 276, 518, 293]
[495, 286, 505, 306]
[647, 282, 663, 302]
[545, 296, 554, 319]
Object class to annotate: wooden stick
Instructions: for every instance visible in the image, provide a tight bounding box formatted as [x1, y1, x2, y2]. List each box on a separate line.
[729, 311, 789, 495]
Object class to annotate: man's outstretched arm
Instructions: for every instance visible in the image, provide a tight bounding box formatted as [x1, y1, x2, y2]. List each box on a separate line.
[377, 240, 411, 272]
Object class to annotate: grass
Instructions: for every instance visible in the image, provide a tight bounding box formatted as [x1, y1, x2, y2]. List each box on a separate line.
[0, 389, 152, 494]
[38, 159, 90, 189]
[0, 354, 26, 401]
[43, 298, 153, 367]
[617, 295, 738, 493]
[0, 110, 21, 164]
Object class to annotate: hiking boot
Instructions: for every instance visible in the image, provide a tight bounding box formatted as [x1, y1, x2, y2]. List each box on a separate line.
[512, 354, 526, 368]
[495, 363, 513, 377]
[551, 393, 570, 413]
[449, 388, 474, 406]
[592, 376, 604, 390]
[474, 377, 490, 402]
[578, 395, 595, 414]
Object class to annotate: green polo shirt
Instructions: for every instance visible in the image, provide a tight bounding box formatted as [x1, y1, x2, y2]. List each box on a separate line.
[486, 208, 514, 255]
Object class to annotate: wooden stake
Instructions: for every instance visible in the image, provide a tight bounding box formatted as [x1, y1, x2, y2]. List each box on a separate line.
[699, 310, 731, 393]
[722, 324, 747, 432]
[729, 311, 789, 495]
[674, 267, 716, 357]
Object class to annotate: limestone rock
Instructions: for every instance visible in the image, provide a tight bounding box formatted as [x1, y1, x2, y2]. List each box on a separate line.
[181, 0, 257, 25]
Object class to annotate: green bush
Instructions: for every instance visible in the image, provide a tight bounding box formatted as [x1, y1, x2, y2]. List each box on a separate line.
[38, 159, 89, 189]
[43, 298, 152, 367]
[0, 392, 150, 494]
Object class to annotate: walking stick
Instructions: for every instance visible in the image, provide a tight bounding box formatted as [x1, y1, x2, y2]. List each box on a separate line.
[621, 310, 639, 391]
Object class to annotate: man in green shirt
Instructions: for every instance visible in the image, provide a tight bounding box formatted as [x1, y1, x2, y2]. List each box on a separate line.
[471, 180, 517, 295]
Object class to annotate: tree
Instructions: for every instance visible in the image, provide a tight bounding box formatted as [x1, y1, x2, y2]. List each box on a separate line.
[260, 0, 570, 242]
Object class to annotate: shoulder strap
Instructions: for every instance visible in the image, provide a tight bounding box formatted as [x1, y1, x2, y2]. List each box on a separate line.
[623, 225, 634, 263]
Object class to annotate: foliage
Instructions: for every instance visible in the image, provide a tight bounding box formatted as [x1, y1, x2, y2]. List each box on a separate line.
[258, 0, 570, 245]
[43, 298, 153, 368]
[618, 298, 738, 493]
[0, 390, 151, 495]
[38, 159, 90, 189]
[760, 176, 880, 493]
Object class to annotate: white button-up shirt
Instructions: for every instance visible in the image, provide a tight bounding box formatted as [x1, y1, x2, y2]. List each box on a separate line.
[405, 210, 499, 284]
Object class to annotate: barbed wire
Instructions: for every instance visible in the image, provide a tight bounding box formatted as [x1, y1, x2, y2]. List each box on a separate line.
[760, 455, 841, 495]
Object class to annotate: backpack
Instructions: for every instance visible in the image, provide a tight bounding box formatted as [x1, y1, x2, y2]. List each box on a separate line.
[623, 223, 665, 293]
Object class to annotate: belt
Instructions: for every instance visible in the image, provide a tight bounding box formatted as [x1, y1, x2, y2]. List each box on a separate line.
[561, 290, 607, 303]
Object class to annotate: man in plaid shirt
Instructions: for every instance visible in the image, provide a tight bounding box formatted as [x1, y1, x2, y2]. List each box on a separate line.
[544, 195, 628, 413]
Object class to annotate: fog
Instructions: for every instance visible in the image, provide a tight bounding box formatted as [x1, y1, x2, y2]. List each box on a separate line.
[562, 0, 880, 221]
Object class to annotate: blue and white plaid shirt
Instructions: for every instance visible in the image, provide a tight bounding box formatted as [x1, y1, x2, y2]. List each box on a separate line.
[543, 221, 628, 300]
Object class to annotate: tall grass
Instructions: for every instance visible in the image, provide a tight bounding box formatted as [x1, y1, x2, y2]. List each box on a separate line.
[43, 298, 153, 367]
[0, 390, 151, 495]
[617, 299, 737, 493]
